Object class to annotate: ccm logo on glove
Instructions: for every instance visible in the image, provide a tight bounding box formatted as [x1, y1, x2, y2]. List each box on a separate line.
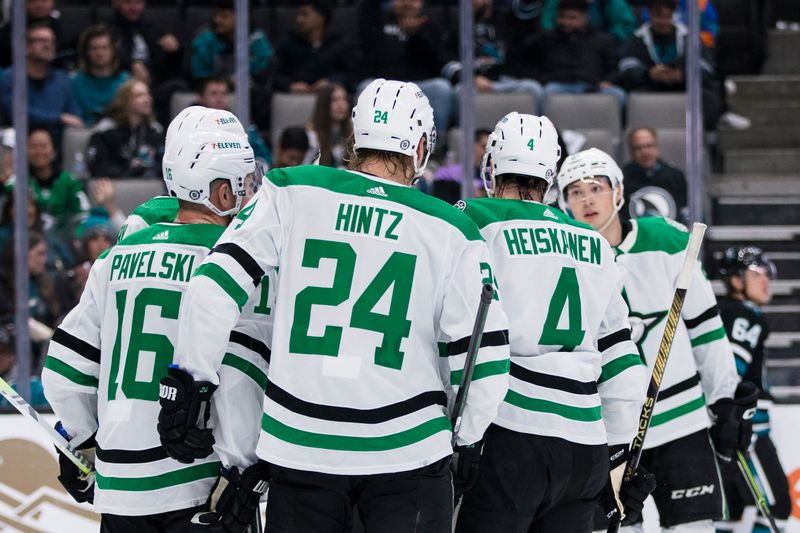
[159, 383, 177, 402]
[670, 485, 714, 499]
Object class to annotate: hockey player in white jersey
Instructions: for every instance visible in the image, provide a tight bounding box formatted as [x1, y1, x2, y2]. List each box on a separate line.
[556, 148, 757, 533]
[158, 78, 510, 533]
[454, 113, 650, 532]
[42, 128, 269, 532]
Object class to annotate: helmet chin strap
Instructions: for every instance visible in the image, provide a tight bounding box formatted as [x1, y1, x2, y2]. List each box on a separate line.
[202, 178, 244, 217]
[595, 186, 625, 233]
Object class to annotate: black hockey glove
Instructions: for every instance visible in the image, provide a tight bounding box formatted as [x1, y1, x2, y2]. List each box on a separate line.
[451, 440, 484, 502]
[55, 424, 96, 504]
[708, 381, 758, 463]
[618, 464, 656, 525]
[191, 462, 270, 533]
[158, 366, 218, 464]
[599, 444, 628, 525]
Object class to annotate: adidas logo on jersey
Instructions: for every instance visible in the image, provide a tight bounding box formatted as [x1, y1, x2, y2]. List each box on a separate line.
[543, 208, 558, 220]
[366, 186, 388, 197]
[153, 230, 170, 241]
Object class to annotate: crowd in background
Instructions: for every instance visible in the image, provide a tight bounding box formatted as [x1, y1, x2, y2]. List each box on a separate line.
[0, 0, 749, 402]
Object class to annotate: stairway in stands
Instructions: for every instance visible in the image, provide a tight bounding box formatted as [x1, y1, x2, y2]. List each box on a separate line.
[710, 29, 800, 401]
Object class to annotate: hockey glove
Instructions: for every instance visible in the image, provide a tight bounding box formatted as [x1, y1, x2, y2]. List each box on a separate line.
[451, 440, 484, 502]
[600, 444, 628, 525]
[158, 366, 218, 464]
[619, 464, 656, 525]
[55, 423, 96, 504]
[191, 461, 270, 533]
[708, 381, 758, 463]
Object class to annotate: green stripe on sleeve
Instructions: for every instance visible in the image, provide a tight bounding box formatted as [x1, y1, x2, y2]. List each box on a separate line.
[651, 395, 706, 427]
[262, 414, 452, 452]
[195, 262, 249, 310]
[690, 326, 727, 348]
[43, 357, 99, 388]
[96, 461, 221, 491]
[599, 353, 644, 383]
[504, 389, 602, 422]
[450, 359, 510, 385]
[221, 353, 268, 391]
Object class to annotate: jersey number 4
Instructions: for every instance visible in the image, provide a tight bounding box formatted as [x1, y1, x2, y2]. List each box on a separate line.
[108, 288, 180, 401]
[289, 238, 416, 370]
[539, 267, 585, 351]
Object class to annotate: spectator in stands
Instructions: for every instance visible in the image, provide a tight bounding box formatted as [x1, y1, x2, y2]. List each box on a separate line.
[430, 128, 491, 203]
[357, 0, 453, 137]
[641, 0, 719, 48]
[72, 25, 130, 127]
[619, 0, 748, 129]
[191, 0, 273, 82]
[191, 0, 274, 128]
[622, 126, 688, 221]
[0, 0, 77, 69]
[87, 79, 164, 178]
[0, 23, 83, 143]
[104, 0, 186, 126]
[0, 231, 64, 365]
[539, 0, 638, 42]
[274, 127, 310, 169]
[0, 191, 75, 272]
[193, 77, 271, 164]
[2, 128, 89, 235]
[274, 0, 356, 94]
[306, 83, 353, 168]
[525, 0, 625, 108]
[442, 0, 543, 103]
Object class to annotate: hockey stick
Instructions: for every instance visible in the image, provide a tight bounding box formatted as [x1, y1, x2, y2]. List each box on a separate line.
[736, 450, 781, 533]
[451, 283, 495, 446]
[0, 376, 94, 475]
[607, 222, 707, 533]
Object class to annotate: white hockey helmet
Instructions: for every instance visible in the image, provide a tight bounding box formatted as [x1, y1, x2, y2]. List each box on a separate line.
[165, 106, 247, 148]
[480, 112, 561, 197]
[351, 78, 437, 178]
[556, 147, 625, 229]
[162, 129, 259, 217]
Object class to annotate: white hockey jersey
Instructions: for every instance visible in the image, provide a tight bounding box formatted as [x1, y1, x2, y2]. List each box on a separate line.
[615, 217, 738, 449]
[460, 199, 646, 446]
[176, 165, 510, 476]
[116, 195, 275, 468]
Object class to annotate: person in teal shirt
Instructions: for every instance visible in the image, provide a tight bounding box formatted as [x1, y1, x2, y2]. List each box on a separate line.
[71, 25, 130, 127]
[191, 0, 273, 81]
[540, 0, 638, 42]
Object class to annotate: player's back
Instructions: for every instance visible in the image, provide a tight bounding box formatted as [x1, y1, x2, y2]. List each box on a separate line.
[460, 198, 632, 445]
[76, 223, 223, 514]
[252, 165, 508, 475]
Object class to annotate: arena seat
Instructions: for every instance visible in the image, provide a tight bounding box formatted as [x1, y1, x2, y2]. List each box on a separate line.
[543, 93, 622, 139]
[170, 92, 197, 120]
[568, 128, 618, 161]
[473, 93, 538, 130]
[100, 179, 168, 215]
[270, 93, 316, 146]
[627, 92, 687, 129]
[62, 128, 92, 170]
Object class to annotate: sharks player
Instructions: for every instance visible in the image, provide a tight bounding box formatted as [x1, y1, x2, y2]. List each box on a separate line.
[42, 128, 268, 532]
[716, 246, 791, 533]
[157, 79, 510, 532]
[454, 113, 650, 532]
[556, 148, 757, 533]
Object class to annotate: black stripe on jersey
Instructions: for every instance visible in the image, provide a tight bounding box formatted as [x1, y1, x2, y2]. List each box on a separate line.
[266, 381, 447, 423]
[96, 446, 168, 464]
[684, 305, 720, 330]
[52, 328, 101, 364]
[597, 329, 632, 352]
[211, 243, 264, 286]
[447, 330, 509, 357]
[657, 373, 701, 402]
[229, 331, 271, 364]
[510, 362, 598, 395]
